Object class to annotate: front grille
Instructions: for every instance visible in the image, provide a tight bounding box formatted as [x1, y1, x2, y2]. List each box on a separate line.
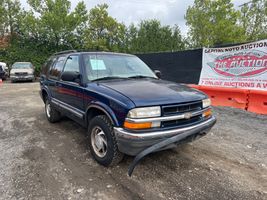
[162, 101, 202, 116]
[15, 72, 28, 76]
[162, 115, 202, 128]
[161, 101, 203, 128]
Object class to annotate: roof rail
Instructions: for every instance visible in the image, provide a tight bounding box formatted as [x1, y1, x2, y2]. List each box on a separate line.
[53, 50, 77, 55]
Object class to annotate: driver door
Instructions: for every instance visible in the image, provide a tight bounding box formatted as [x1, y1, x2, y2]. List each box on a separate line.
[55, 55, 85, 119]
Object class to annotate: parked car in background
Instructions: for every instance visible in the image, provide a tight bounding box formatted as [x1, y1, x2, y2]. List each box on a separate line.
[40, 50, 216, 175]
[10, 62, 35, 82]
[0, 62, 8, 80]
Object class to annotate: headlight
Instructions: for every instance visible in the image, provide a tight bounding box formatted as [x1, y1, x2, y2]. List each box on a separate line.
[127, 106, 161, 118]
[202, 98, 211, 108]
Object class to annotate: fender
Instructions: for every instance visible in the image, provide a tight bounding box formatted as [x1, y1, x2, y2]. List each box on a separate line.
[86, 102, 119, 127]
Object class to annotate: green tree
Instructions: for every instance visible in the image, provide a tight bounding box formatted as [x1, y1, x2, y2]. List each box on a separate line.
[240, 0, 267, 41]
[25, 0, 87, 49]
[124, 23, 138, 52]
[84, 4, 126, 51]
[185, 0, 245, 47]
[127, 20, 185, 53]
[0, 0, 21, 36]
[0, 0, 6, 36]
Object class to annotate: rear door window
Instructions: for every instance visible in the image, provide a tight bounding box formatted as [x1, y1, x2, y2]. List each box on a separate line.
[42, 57, 56, 75]
[49, 56, 66, 79]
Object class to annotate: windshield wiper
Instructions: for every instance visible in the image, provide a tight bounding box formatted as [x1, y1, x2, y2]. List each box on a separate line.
[128, 75, 157, 79]
[92, 76, 128, 82]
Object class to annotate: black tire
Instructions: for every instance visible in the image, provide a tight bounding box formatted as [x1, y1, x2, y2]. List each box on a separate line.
[88, 115, 124, 167]
[45, 98, 61, 123]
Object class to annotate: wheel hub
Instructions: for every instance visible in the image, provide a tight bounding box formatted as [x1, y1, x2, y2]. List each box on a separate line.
[91, 126, 107, 158]
[95, 134, 104, 149]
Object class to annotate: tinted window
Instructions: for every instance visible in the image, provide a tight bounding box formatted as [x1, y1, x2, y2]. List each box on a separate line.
[63, 55, 79, 73]
[42, 57, 56, 75]
[49, 56, 65, 79]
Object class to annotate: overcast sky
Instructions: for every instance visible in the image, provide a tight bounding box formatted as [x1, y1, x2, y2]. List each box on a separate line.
[20, 0, 248, 36]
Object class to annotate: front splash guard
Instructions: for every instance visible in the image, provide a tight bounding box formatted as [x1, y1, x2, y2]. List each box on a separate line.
[128, 119, 215, 176]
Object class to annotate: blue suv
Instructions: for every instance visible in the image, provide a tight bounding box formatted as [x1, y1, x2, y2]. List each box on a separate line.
[40, 50, 216, 175]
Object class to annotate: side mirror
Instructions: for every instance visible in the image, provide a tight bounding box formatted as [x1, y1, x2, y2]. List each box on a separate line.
[61, 71, 80, 83]
[154, 70, 161, 79]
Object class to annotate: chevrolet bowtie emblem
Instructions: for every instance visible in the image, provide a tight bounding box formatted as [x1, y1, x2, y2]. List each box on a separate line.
[184, 112, 192, 119]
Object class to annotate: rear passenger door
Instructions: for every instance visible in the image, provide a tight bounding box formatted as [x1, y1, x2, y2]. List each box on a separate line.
[55, 55, 85, 119]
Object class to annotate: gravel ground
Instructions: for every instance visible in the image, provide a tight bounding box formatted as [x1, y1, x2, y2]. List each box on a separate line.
[0, 82, 266, 200]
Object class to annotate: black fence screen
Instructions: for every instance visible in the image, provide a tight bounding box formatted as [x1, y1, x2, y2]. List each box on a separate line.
[136, 48, 202, 84]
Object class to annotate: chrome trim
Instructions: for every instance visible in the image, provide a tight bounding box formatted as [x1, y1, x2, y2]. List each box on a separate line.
[114, 116, 216, 139]
[125, 108, 210, 123]
[51, 98, 84, 119]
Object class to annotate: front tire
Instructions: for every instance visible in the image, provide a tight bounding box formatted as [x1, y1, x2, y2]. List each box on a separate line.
[88, 115, 124, 167]
[45, 98, 61, 123]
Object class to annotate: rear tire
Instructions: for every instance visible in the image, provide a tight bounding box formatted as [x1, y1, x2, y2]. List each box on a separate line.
[88, 115, 124, 167]
[45, 98, 61, 123]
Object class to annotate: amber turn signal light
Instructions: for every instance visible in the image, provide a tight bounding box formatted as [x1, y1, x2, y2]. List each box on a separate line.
[203, 109, 212, 118]
[124, 121, 152, 129]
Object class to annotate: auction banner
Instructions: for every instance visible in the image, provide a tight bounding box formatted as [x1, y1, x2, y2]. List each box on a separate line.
[199, 39, 267, 90]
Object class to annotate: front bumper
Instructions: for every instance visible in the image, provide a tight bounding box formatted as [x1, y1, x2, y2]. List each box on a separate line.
[10, 75, 34, 81]
[114, 116, 216, 156]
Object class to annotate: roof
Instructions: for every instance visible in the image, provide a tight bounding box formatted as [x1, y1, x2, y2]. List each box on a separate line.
[13, 62, 32, 64]
[0, 62, 6, 66]
[53, 50, 135, 57]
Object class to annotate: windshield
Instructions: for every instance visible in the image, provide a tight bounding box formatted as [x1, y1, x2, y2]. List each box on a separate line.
[12, 63, 32, 69]
[83, 54, 157, 81]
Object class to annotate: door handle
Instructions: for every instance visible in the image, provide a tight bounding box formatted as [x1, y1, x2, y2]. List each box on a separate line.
[56, 82, 62, 87]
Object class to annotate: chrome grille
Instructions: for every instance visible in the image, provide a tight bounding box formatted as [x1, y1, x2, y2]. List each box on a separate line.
[161, 101, 203, 128]
[15, 72, 28, 76]
[162, 101, 202, 116]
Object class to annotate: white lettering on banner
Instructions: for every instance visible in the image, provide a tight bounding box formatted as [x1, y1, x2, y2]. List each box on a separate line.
[199, 39, 267, 91]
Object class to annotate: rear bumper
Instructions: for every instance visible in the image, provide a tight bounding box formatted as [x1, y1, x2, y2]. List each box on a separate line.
[114, 116, 216, 156]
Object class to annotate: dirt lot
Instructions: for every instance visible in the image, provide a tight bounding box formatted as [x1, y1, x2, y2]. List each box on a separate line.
[0, 82, 266, 200]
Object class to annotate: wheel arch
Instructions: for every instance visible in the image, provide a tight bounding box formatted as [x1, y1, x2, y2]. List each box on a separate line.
[41, 88, 50, 103]
[86, 103, 119, 127]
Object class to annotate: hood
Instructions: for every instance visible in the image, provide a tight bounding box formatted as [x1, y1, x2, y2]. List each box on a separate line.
[99, 79, 207, 107]
[10, 68, 33, 74]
